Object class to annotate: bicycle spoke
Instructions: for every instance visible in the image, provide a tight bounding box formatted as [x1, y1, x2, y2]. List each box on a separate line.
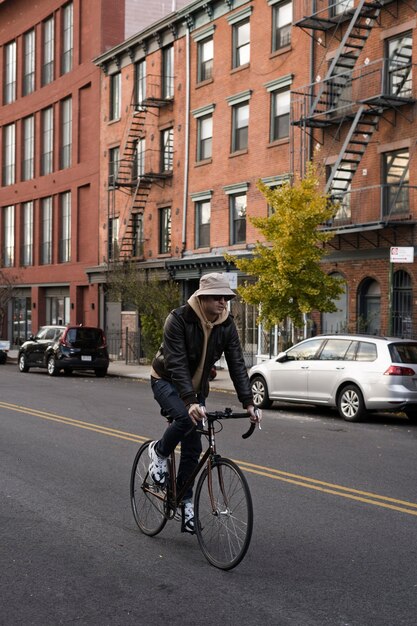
[130, 441, 168, 536]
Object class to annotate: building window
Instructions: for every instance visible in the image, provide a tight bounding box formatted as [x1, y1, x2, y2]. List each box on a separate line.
[382, 149, 409, 216]
[386, 33, 412, 98]
[162, 45, 174, 99]
[108, 217, 119, 260]
[272, 1, 292, 51]
[134, 138, 145, 179]
[3, 205, 15, 267]
[358, 278, 380, 335]
[60, 97, 72, 169]
[46, 296, 70, 325]
[59, 191, 71, 262]
[41, 107, 54, 175]
[161, 128, 173, 172]
[230, 193, 246, 244]
[62, 2, 73, 74]
[132, 214, 144, 257]
[22, 201, 34, 267]
[332, 0, 354, 16]
[23, 29, 36, 96]
[233, 19, 250, 68]
[135, 60, 146, 107]
[41, 197, 53, 265]
[270, 88, 290, 141]
[4, 41, 17, 104]
[232, 102, 249, 152]
[42, 16, 55, 86]
[195, 200, 211, 248]
[197, 115, 212, 161]
[392, 270, 412, 338]
[159, 207, 171, 254]
[22, 116, 35, 181]
[3, 123, 16, 186]
[197, 37, 213, 82]
[108, 146, 120, 187]
[109, 72, 121, 121]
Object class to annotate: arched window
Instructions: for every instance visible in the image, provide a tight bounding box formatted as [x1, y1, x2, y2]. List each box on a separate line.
[358, 279, 381, 335]
[322, 272, 348, 333]
[392, 270, 412, 337]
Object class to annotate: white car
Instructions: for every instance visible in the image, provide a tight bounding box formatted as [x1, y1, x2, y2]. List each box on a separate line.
[249, 334, 417, 422]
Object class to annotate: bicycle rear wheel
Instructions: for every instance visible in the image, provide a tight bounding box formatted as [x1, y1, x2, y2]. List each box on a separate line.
[194, 457, 253, 570]
[130, 440, 168, 536]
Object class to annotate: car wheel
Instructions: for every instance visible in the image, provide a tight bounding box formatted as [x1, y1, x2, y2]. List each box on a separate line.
[404, 409, 417, 424]
[251, 375, 272, 409]
[95, 368, 108, 378]
[18, 354, 30, 373]
[47, 355, 59, 376]
[337, 384, 366, 422]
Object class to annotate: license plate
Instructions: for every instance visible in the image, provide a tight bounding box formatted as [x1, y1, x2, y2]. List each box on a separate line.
[81, 355, 92, 362]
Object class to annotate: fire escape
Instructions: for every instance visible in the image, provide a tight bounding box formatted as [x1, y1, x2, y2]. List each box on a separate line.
[108, 75, 173, 262]
[292, 0, 415, 231]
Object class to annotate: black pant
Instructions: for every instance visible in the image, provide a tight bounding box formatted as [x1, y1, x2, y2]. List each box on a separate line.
[151, 377, 203, 501]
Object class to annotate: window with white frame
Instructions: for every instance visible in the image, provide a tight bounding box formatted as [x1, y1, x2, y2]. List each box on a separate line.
[41, 107, 54, 175]
[332, 0, 354, 16]
[109, 72, 121, 121]
[4, 41, 17, 104]
[135, 138, 145, 178]
[159, 207, 171, 253]
[132, 214, 144, 257]
[42, 16, 55, 85]
[22, 201, 34, 266]
[60, 97, 72, 169]
[22, 116, 35, 181]
[232, 102, 249, 152]
[195, 198, 211, 248]
[271, 88, 290, 140]
[59, 191, 71, 262]
[197, 115, 213, 161]
[382, 149, 410, 216]
[272, 1, 292, 51]
[135, 59, 146, 107]
[161, 127, 173, 172]
[62, 2, 73, 74]
[232, 19, 250, 68]
[162, 45, 174, 99]
[108, 216, 119, 260]
[230, 193, 247, 244]
[41, 196, 53, 265]
[3, 123, 16, 186]
[198, 36, 213, 82]
[23, 29, 36, 95]
[386, 32, 412, 98]
[3, 205, 15, 267]
[108, 146, 120, 187]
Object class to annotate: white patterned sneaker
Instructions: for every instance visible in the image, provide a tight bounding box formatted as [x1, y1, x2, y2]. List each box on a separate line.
[182, 500, 195, 534]
[148, 441, 168, 485]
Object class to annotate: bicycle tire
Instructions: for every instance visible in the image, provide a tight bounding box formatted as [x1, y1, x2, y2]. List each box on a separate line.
[130, 440, 168, 536]
[194, 457, 253, 570]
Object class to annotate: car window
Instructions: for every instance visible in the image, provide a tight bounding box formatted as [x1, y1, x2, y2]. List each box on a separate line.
[35, 327, 48, 340]
[285, 338, 323, 361]
[355, 341, 377, 362]
[55, 329, 64, 340]
[389, 342, 417, 364]
[319, 339, 352, 360]
[66, 327, 103, 347]
[45, 329, 57, 340]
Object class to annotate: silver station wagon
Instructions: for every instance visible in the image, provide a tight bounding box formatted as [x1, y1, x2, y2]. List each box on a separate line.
[249, 334, 417, 423]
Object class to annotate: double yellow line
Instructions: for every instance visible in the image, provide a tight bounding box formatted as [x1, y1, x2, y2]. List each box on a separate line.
[2, 400, 417, 518]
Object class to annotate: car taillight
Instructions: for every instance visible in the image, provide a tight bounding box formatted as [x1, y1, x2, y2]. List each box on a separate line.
[384, 365, 416, 376]
[60, 336, 70, 348]
[101, 333, 107, 349]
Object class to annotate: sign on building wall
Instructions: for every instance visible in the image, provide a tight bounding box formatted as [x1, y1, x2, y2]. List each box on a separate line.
[390, 247, 414, 263]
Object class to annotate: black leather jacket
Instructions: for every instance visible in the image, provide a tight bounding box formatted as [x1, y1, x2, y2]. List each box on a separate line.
[152, 303, 253, 408]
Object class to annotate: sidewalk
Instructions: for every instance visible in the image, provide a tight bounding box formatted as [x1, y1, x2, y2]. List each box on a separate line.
[6, 350, 236, 392]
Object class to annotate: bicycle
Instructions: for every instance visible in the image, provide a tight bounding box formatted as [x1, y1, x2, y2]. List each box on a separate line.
[130, 407, 259, 570]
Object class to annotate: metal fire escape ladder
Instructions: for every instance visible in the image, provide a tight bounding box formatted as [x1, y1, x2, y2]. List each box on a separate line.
[325, 105, 382, 194]
[309, 0, 383, 118]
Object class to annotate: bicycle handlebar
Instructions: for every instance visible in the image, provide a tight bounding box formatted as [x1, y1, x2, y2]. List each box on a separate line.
[204, 408, 259, 439]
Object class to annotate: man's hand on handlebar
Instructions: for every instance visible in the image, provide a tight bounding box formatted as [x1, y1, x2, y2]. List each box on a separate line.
[246, 404, 262, 427]
[188, 403, 206, 425]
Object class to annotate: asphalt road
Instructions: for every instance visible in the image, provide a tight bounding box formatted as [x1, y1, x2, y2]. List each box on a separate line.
[1, 363, 417, 626]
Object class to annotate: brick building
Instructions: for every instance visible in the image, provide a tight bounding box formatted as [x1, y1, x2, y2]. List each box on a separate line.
[0, 0, 190, 346]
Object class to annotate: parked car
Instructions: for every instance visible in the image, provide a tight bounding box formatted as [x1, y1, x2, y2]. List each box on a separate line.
[249, 334, 417, 423]
[0, 339, 10, 364]
[18, 325, 109, 377]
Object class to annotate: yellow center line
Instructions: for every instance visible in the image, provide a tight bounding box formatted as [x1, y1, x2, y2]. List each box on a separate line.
[2, 400, 417, 517]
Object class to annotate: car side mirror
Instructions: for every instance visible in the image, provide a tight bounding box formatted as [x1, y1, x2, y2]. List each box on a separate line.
[276, 352, 288, 363]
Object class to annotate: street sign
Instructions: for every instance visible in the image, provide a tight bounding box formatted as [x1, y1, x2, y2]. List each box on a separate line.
[226, 272, 238, 289]
[390, 247, 414, 263]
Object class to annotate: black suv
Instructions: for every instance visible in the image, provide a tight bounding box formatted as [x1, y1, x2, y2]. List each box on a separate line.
[18, 325, 109, 377]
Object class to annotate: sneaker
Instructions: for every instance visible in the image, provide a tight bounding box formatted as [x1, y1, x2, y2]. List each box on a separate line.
[148, 441, 168, 485]
[182, 500, 195, 534]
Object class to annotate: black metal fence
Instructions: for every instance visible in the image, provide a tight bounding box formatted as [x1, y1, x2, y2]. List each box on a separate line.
[106, 329, 144, 364]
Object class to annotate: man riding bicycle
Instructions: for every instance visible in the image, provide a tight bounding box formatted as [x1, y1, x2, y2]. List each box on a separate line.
[149, 272, 261, 533]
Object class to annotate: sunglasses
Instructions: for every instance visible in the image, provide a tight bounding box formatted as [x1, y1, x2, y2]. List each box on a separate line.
[210, 295, 231, 302]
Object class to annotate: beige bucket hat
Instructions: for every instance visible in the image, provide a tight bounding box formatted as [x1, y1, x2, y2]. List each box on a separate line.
[194, 272, 236, 299]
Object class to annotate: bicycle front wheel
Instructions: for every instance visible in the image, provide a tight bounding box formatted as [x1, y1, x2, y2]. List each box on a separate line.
[194, 457, 253, 570]
[130, 440, 168, 536]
